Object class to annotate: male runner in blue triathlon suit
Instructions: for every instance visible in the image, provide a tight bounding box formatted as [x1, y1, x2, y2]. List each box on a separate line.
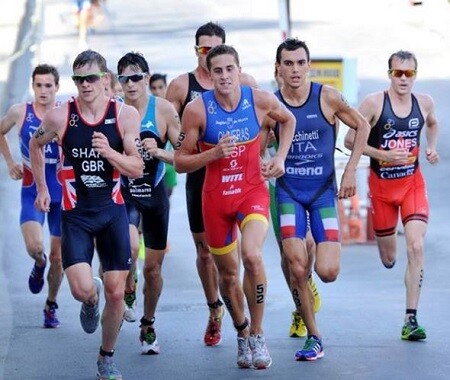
[0, 64, 64, 328]
[262, 38, 369, 361]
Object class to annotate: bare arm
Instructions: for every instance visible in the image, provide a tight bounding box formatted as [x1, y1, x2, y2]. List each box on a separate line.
[141, 99, 180, 165]
[325, 88, 370, 198]
[95, 104, 143, 178]
[165, 74, 188, 114]
[0, 104, 25, 179]
[256, 90, 295, 178]
[29, 107, 65, 211]
[421, 94, 439, 164]
[260, 116, 275, 156]
[344, 93, 410, 164]
[174, 99, 237, 173]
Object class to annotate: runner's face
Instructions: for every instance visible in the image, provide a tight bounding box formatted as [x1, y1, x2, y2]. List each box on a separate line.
[277, 48, 310, 89]
[388, 57, 416, 95]
[120, 66, 149, 102]
[73, 63, 107, 102]
[32, 74, 59, 106]
[209, 54, 241, 95]
[196, 35, 223, 70]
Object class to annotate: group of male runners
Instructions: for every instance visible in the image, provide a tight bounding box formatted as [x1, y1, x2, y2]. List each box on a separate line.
[0, 18, 439, 380]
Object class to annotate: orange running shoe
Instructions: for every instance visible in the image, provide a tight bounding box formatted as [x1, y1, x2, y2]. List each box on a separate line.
[204, 306, 225, 346]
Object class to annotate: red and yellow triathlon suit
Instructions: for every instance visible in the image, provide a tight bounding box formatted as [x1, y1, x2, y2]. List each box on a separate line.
[368, 91, 429, 237]
[199, 86, 269, 255]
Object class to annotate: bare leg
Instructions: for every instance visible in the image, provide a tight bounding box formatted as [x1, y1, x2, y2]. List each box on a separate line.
[404, 220, 426, 318]
[47, 235, 64, 302]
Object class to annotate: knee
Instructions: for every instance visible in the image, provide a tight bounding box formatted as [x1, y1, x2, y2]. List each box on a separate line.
[25, 241, 45, 257]
[316, 266, 339, 283]
[197, 245, 214, 263]
[408, 239, 424, 257]
[103, 281, 125, 304]
[288, 260, 309, 281]
[143, 263, 161, 283]
[242, 252, 264, 274]
[48, 250, 63, 269]
[220, 269, 239, 288]
[71, 285, 92, 303]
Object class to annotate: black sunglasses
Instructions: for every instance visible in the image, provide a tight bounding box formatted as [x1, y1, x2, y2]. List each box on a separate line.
[71, 72, 106, 84]
[117, 73, 146, 84]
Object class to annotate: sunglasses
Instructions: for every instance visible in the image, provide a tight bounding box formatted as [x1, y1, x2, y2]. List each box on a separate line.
[117, 73, 146, 84]
[195, 45, 213, 55]
[72, 72, 106, 84]
[388, 69, 417, 78]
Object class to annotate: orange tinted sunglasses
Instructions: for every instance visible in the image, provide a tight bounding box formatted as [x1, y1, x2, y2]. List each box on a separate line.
[388, 69, 417, 78]
[195, 46, 213, 55]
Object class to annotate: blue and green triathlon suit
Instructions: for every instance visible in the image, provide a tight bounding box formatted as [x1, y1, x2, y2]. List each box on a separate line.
[180, 73, 207, 233]
[59, 98, 131, 271]
[274, 82, 340, 243]
[121, 95, 170, 251]
[20, 102, 61, 236]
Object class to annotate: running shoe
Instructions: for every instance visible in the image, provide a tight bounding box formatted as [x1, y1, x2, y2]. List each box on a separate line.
[290, 311, 307, 338]
[140, 326, 160, 354]
[96, 355, 122, 380]
[204, 306, 225, 346]
[382, 260, 396, 269]
[401, 315, 426, 341]
[295, 335, 324, 361]
[28, 254, 47, 294]
[43, 302, 60, 328]
[80, 277, 102, 334]
[308, 275, 321, 313]
[236, 336, 252, 369]
[123, 291, 137, 323]
[249, 334, 272, 369]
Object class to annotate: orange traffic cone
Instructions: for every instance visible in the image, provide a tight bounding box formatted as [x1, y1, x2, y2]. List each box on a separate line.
[347, 194, 365, 243]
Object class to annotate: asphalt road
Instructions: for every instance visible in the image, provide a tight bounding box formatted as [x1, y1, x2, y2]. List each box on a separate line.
[1, 1, 449, 379]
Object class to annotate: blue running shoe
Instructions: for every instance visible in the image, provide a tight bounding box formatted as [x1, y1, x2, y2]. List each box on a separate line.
[29, 254, 47, 294]
[80, 277, 102, 334]
[295, 335, 324, 361]
[43, 302, 60, 328]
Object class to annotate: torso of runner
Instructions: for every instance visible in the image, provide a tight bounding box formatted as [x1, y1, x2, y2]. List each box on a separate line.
[200, 85, 263, 195]
[59, 98, 124, 210]
[274, 82, 336, 183]
[122, 95, 165, 199]
[368, 91, 424, 180]
[20, 102, 61, 201]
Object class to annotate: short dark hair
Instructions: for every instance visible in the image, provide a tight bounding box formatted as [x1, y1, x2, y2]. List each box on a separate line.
[117, 51, 149, 75]
[150, 73, 167, 85]
[388, 50, 418, 70]
[195, 22, 226, 45]
[73, 49, 108, 73]
[32, 64, 60, 85]
[276, 38, 310, 64]
[206, 44, 240, 71]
